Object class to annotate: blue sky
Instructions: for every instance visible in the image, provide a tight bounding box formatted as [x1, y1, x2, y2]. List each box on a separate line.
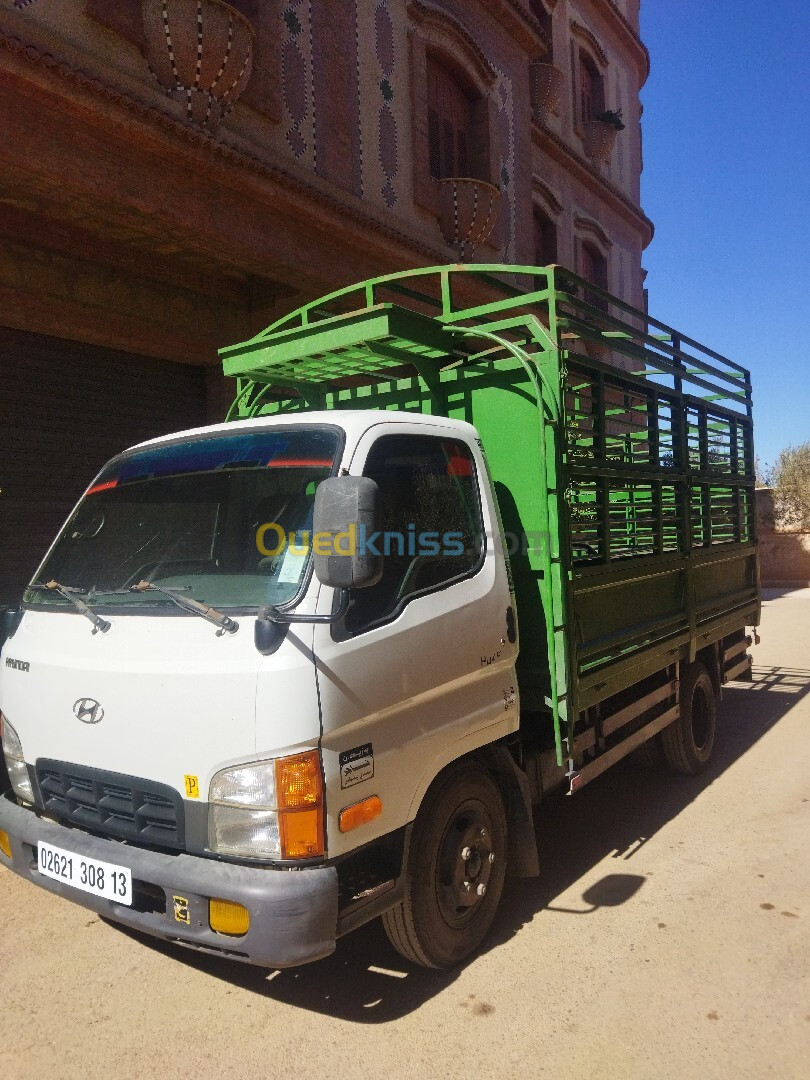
[640, 0, 810, 471]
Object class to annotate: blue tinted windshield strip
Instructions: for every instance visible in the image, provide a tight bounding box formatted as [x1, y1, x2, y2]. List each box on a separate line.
[95, 429, 341, 486]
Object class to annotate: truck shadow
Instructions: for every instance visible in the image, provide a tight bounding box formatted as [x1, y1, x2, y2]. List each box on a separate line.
[121, 664, 810, 1022]
[493, 665, 810, 934]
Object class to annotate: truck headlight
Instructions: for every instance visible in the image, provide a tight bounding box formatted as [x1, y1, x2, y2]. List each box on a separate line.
[1, 714, 34, 804]
[208, 750, 324, 861]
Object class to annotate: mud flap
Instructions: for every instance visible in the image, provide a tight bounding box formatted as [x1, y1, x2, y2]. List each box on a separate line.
[484, 746, 540, 878]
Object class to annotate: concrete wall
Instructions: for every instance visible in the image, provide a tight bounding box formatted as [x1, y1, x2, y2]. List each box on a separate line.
[758, 532, 810, 586]
[756, 488, 810, 585]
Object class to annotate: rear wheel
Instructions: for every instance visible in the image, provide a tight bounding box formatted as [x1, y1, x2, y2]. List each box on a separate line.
[661, 663, 717, 775]
[382, 763, 507, 969]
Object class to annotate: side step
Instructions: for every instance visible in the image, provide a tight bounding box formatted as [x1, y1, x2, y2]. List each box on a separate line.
[568, 705, 679, 794]
[723, 635, 753, 683]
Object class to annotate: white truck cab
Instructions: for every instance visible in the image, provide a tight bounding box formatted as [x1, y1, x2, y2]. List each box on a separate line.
[0, 410, 519, 968]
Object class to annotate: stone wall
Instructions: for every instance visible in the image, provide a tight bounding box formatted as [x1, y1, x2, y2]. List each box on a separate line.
[756, 488, 810, 586]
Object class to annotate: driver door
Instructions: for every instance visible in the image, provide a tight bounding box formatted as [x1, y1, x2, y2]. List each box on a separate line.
[312, 420, 518, 858]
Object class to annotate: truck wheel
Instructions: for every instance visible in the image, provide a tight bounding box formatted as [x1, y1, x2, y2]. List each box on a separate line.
[661, 663, 716, 775]
[382, 763, 507, 969]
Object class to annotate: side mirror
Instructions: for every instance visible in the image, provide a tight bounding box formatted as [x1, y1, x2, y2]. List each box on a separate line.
[0, 606, 23, 652]
[313, 477, 383, 591]
[254, 477, 382, 652]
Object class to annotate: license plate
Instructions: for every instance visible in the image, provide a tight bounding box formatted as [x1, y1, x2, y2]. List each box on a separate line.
[37, 841, 132, 906]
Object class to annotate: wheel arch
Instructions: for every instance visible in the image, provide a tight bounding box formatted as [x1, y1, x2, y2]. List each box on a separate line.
[695, 644, 722, 698]
[405, 740, 540, 879]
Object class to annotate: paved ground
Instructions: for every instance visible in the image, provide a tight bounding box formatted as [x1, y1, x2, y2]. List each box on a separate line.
[1, 589, 808, 1080]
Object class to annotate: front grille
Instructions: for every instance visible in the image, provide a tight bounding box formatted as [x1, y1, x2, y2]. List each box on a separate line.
[36, 760, 185, 851]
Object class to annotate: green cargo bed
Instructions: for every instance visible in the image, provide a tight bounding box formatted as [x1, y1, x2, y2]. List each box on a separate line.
[220, 264, 759, 764]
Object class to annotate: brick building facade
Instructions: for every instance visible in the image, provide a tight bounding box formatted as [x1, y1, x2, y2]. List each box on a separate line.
[0, 0, 652, 602]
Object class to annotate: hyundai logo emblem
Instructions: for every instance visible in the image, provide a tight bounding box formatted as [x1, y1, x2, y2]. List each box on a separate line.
[73, 698, 104, 725]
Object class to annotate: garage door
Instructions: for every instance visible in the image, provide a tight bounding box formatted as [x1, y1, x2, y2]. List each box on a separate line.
[0, 328, 208, 604]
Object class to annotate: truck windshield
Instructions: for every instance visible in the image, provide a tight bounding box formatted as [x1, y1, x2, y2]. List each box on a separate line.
[25, 426, 342, 612]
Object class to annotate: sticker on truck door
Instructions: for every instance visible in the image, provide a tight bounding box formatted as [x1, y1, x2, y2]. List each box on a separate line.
[339, 743, 374, 789]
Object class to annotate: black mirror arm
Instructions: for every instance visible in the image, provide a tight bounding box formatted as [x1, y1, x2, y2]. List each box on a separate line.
[258, 589, 350, 626]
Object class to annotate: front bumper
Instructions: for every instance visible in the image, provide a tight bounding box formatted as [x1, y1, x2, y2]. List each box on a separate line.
[0, 793, 338, 968]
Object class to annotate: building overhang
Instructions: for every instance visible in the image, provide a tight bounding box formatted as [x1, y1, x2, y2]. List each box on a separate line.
[0, 30, 454, 363]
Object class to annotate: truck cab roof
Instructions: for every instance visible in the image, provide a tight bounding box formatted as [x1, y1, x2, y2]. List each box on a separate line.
[125, 410, 481, 457]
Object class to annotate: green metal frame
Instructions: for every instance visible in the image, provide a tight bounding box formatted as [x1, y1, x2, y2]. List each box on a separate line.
[219, 265, 759, 766]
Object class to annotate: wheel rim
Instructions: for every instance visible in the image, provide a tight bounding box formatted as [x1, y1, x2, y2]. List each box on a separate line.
[691, 683, 712, 751]
[436, 799, 497, 929]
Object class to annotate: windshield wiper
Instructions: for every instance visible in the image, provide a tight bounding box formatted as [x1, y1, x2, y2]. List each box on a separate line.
[131, 581, 239, 636]
[31, 581, 111, 635]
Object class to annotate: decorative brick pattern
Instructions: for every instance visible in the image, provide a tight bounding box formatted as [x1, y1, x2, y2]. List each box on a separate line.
[493, 67, 516, 262]
[376, 2, 395, 74]
[356, 0, 409, 213]
[354, 2, 364, 196]
[615, 70, 625, 185]
[375, 1, 398, 207]
[282, 1, 315, 167]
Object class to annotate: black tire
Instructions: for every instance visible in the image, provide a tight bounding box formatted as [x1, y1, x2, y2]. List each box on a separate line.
[382, 762, 507, 969]
[661, 663, 717, 775]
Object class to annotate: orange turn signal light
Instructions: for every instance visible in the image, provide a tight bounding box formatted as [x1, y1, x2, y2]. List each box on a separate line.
[275, 750, 321, 810]
[209, 898, 250, 937]
[275, 750, 325, 859]
[279, 806, 324, 859]
[339, 796, 382, 833]
[0, 829, 11, 859]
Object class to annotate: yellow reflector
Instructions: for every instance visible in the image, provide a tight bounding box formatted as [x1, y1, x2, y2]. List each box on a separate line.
[275, 750, 322, 809]
[280, 806, 325, 859]
[339, 796, 383, 833]
[0, 829, 11, 859]
[209, 898, 250, 937]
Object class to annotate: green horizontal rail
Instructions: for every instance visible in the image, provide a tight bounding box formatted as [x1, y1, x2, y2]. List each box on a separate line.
[219, 264, 752, 422]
